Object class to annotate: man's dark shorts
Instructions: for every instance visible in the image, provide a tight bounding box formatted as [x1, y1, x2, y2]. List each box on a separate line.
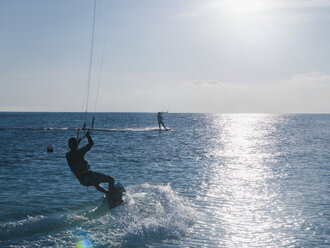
[78, 171, 105, 186]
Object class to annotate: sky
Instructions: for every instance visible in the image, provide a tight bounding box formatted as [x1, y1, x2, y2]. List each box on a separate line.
[0, 0, 330, 113]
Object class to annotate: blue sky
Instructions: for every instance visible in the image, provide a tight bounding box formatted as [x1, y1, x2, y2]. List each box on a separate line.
[1, 0, 330, 113]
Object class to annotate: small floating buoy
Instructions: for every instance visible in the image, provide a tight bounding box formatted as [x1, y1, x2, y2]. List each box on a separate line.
[47, 144, 54, 152]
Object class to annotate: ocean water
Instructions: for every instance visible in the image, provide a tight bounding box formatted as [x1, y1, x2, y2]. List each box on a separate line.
[0, 112, 329, 248]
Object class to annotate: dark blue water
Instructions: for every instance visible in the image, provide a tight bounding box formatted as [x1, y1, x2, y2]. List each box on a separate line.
[0, 113, 329, 247]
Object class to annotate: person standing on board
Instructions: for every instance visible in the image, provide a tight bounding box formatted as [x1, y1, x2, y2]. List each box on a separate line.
[66, 130, 118, 207]
[157, 112, 167, 130]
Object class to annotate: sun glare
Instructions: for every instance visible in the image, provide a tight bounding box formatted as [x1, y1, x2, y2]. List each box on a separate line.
[226, 0, 266, 13]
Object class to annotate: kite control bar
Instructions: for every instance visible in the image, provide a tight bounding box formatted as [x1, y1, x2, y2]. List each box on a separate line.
[76, 116, 95, 140]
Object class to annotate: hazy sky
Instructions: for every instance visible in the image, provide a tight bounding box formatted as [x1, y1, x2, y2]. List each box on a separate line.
[1, 0, 330, 113]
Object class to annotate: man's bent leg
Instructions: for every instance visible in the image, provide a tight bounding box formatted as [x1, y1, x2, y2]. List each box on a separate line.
[95, 183, 115, 208]
[107, 176, 115, 196]
[95, 184, 109, 195]
[91, 172, 115, 196]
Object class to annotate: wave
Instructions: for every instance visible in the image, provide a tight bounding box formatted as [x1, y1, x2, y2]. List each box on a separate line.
[0, 184, 195, 247]
[0, 127, 73, 131]
[0, 200, 110, 243]
[92, 127, 161, 132]
[0, 126, 163, 132]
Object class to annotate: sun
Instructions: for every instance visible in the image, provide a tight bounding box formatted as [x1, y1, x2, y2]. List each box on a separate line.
[225, 0, 266, 13]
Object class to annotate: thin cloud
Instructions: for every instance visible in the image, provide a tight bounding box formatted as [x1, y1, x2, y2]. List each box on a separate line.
[272, 0, 330, 9]
[282, 71, 330, 85]
[192, 79, 227, 86]
[173, 0, 330, 19]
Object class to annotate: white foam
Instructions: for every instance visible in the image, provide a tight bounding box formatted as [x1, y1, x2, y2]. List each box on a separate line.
[118, 183, 196, 246]
[0, 184, 196, 247]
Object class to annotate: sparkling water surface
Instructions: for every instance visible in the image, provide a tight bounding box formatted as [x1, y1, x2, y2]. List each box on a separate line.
[0, 113, 329, 247]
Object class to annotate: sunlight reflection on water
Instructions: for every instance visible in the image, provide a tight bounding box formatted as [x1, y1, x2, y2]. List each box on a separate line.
[198, 114, 299, 247]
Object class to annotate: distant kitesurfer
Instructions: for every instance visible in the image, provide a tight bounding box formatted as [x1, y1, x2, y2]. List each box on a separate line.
[66, 130, 117, 207]
[157, 112, 167, 130]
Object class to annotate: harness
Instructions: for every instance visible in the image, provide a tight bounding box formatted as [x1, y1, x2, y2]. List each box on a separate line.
[69, 163, 90, 177]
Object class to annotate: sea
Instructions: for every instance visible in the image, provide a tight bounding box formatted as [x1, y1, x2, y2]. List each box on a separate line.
[0, 112, 329, 248]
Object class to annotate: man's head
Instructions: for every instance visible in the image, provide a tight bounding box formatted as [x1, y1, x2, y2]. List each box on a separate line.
[68, 137, 78, 150]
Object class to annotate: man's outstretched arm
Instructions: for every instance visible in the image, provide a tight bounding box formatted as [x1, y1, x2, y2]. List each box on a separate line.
[79, 131, 94, 154]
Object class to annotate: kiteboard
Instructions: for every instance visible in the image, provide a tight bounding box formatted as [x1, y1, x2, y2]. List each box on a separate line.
[108, 183, 126, 209]
[158, 128, 171, 131]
